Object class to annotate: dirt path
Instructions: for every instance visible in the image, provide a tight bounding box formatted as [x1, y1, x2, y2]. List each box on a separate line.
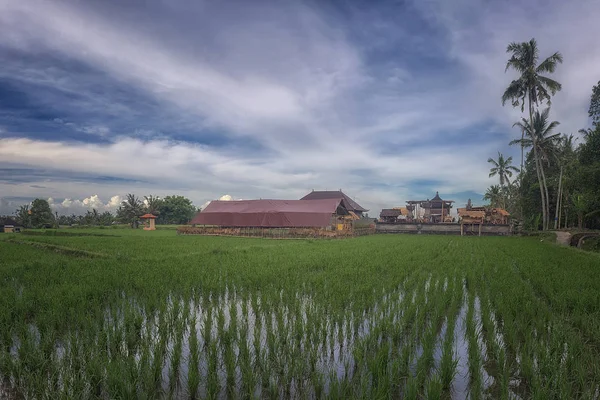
[555, 231, 571, 246]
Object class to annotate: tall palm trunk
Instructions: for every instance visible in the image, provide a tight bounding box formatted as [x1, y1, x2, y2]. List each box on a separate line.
[529, 100, 547, 230]
[554, 166, 563, 230]
[520, 127, 525, 171]
[540, 157, 551, 229]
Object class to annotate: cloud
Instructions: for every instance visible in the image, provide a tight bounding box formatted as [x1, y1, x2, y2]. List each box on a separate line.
[199, 194, 239, 211]
[0, 0, 598, 217]
[46, 194, 122, 215]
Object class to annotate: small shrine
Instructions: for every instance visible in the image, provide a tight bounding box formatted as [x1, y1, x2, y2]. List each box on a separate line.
[140, 213, 157, 230]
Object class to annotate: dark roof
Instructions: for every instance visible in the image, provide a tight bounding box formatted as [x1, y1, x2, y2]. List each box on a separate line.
[0, 217, 18, 226]
[300, 190, 368, 212]
[380, 209, 401, 218]
[190, 199, 345, 227]
[432, 191, 442, 201]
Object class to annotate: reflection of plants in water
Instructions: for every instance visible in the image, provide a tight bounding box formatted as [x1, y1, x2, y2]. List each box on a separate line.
[2, 233, 600, 398]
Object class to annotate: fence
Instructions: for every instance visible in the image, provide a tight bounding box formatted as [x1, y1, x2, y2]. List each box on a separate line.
[177, 225, 375, 239]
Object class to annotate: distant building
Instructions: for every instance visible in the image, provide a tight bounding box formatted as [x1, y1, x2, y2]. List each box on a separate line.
[379, 209, 402, 223]
[406, 192, 454, 223]
[0, 217, 21, 233]
[190, 199, 355, 230]
[300, 190, 368, 218]
[457, 199, 510, 225]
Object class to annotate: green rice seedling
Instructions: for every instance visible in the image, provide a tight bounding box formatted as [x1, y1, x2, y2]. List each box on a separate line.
[187, 317, 201, 399]
[206, 340, 219, 399]
[425, 375, 443, 399]
[466, 291, 482, 400]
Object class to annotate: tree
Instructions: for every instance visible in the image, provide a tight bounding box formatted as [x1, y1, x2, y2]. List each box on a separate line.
[118, 194, 143, 228]
[510, 108, 561, 230]
[144, 195, 163, 215]
[483, 185, 503, 208]
[502, 38, 563, 230]
[552, 134, 577, 229]
[30, 199, 55, 228]
[589, 80, 600, 126]
[99, 211, 115, 226]
[15, 205, 31, 228]
[157, 195, 196, 224]
[488, 152, 519, 187]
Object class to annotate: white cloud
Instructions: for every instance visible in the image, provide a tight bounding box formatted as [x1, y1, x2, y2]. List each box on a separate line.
[46, 194, 122, 215]
[0, 0, 597, 217]
[199, 194, 238, 211]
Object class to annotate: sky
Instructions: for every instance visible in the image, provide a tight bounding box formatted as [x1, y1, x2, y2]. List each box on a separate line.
[1, 0, 599, 217]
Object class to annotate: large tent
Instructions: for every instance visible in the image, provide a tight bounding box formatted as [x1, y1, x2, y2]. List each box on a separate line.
[190, 199, 347, 228]
[300, 190, 368, 216]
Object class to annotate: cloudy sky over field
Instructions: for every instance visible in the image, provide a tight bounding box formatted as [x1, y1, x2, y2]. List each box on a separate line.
[1, 0, 599, 215]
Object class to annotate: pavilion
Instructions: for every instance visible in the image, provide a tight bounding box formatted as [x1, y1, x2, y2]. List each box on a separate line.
[406, 192, 455, 223]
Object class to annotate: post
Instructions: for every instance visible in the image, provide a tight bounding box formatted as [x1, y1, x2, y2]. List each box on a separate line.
[460, 223, 464, 236]
[478, 223, 482, 237]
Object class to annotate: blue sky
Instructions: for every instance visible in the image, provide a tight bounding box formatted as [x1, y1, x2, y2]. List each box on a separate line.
[1, 0, 599, 216]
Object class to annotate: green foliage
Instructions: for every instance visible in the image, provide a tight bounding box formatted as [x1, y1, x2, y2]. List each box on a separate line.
[589, 80, 600, 125]
[483, 185, 502, 208]
[15, 204, 31, 228]
[502, 38, 563, 111]
[156, 195, 196, 224]
[117, 194, 143, 228]
[502, 38, 563, 230]
[29, 199, 55, 228]
[143, 195, 162, 215]
[488, 152, 519, 186]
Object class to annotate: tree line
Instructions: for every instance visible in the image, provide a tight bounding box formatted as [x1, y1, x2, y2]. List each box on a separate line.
[5, 194, 199, 228]
[484, 38, 600, 231]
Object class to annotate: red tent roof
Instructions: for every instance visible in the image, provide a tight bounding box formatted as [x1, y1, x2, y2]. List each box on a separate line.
[190, 199, 344, 227]
[300, 190, 368, 212]
[140, 213, 157, 219]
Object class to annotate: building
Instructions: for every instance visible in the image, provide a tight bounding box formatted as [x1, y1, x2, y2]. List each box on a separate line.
[457, 199, 510, 225]
[300, 190, 368, 218]
[379, 209, 402, 223]
[190, 199, 353, 230]
[406, 192, 454, 223]
[0, 217, 21, 233]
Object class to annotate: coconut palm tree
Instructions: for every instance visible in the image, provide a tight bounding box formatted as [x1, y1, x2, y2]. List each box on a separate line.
[511, 108, 561, 229]
[119, 194, 143, 228]
[488, 152, 519, 187]
[510, 108, 561, 165]
[144, 195, 163, 216]
[553, 134, 577, 229]
[502, 38, 563, 230]
[483, 185, 503, 208]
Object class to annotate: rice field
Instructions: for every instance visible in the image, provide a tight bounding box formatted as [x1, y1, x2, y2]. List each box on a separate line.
[1, 230, 599, 399]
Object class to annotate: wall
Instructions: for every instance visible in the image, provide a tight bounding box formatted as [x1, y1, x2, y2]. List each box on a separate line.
[376, 223, 511, 236]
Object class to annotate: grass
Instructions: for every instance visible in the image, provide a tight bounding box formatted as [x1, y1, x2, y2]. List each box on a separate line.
[1, 230, 599, 398]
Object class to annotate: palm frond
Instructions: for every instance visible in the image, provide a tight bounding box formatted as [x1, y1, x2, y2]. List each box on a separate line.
[535, 52, 563, 73]
[537, 76, 562, 95]
[502, 80, 525, 107]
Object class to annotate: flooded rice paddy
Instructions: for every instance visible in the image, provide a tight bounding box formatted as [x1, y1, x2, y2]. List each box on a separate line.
[1, 232, 599, 398]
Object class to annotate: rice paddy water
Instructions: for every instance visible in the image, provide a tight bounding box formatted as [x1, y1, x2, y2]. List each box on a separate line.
[1, 230, 599, 398]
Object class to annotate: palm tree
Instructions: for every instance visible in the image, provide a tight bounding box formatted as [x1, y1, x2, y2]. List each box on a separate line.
[502, 38, 563, 230]
[511, 108, 561, 229]
[488, 152, 519, 187]
[483, 185, 503, 208]
[553, 134, 577, 229]
[144, 195, 162, 215]
[119, 194, 143, 228]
